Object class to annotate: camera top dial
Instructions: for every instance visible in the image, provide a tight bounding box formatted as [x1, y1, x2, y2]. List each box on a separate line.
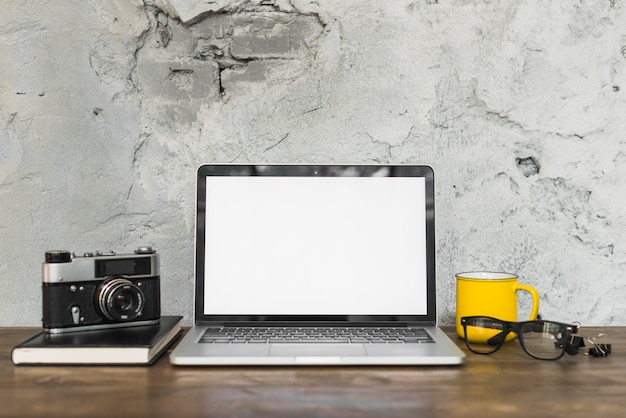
[45, 251, 72, 263]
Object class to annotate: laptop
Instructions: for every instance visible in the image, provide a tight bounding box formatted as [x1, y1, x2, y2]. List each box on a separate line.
[170, 164, 465, 365]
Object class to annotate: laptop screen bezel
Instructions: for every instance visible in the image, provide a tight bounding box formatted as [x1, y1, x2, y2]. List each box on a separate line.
[193, 164, 437, 326]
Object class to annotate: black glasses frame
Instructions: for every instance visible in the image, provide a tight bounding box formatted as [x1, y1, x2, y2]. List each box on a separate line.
[460, 316, 580, 360]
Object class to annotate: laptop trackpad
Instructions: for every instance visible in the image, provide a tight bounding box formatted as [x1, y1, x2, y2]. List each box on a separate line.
[270, 343, 366, 357]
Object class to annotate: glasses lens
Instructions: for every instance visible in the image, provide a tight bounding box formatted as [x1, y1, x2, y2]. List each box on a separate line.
[463, 317, 508, 354]
[519, 321, 567, 360]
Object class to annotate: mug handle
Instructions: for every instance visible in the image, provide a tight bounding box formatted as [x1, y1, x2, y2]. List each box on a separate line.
[514, 284, 540, 320]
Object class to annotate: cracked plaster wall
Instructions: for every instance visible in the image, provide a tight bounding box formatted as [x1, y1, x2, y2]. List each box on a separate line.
[1, 0, 626, 326]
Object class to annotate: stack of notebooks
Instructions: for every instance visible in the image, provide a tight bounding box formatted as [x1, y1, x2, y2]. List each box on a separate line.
[12, 316, 182, 366]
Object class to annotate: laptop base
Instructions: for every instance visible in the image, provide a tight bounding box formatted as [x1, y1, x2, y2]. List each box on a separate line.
[171, 326, 465, 366]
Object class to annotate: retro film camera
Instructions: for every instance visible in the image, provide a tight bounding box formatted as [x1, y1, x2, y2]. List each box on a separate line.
[42, 247, 161, 333]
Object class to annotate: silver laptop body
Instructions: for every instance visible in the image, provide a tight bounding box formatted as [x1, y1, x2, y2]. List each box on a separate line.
[170, 164, 465, 365]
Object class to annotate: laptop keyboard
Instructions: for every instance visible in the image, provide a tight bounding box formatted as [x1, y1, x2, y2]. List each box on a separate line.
[199, 327, 435, 344]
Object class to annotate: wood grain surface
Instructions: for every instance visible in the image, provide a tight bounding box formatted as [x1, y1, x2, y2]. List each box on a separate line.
[2, 326, 625, 417]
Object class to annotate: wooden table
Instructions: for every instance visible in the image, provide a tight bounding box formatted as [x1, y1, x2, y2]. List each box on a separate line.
[2, 326, 625, 417]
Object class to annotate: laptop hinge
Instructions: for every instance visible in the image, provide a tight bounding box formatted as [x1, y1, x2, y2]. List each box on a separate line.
[198, 321, 434, 328]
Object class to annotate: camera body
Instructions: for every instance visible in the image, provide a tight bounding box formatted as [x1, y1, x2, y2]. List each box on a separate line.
[42, 247, 161, 333]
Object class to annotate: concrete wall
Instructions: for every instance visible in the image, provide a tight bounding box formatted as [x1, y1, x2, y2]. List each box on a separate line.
[1, 0, 626, 326]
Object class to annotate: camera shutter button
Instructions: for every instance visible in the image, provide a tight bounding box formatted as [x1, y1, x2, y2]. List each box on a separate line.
[135, 246, 155, 254]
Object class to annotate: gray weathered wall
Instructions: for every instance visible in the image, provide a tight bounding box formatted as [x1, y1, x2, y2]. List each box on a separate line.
[1, 0, 626, 326]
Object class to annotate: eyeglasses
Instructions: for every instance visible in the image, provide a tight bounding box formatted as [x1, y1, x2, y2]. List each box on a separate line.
[460, 316, 580, 360]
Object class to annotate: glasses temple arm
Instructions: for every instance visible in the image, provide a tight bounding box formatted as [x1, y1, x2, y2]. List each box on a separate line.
[486, 330, 511, 346]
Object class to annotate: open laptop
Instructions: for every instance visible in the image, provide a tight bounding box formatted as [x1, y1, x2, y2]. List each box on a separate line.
[170, 164, 465, 365]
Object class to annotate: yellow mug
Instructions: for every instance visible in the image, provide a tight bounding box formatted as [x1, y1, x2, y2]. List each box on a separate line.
[455, 271, 540, 342]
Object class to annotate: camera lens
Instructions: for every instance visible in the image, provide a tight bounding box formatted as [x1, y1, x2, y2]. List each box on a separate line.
[114, 293, 133, 312]
[96, 278, 144, 321]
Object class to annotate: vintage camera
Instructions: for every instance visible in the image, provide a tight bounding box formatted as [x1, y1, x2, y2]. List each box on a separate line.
[42, 247, 161, 333]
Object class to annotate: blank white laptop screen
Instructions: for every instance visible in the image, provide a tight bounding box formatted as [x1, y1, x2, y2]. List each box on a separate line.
[202, 175, 428, 316]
